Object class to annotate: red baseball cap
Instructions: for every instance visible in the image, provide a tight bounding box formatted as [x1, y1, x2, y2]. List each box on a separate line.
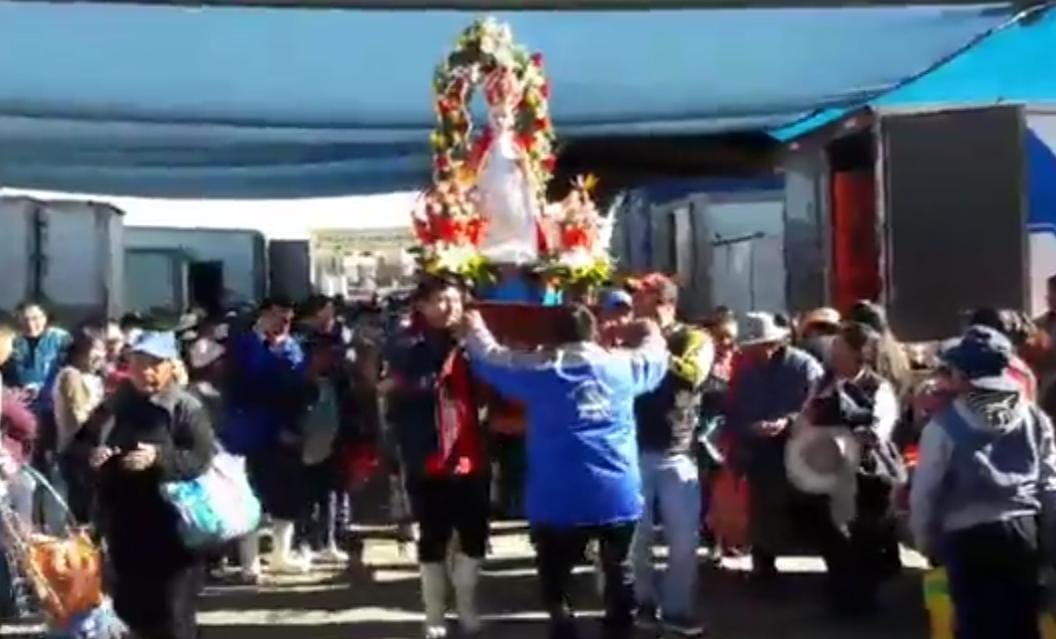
[627, 273, 679, 304]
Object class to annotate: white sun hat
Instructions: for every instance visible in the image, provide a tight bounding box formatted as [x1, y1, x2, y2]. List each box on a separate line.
[786, 422, 861, 496]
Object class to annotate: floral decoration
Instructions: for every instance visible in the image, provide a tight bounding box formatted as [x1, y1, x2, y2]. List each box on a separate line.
[430, 17, 556, 194]
[411, 17, 612, 292]
[544, 174, 614, 288]
[413, 17, 556, 280]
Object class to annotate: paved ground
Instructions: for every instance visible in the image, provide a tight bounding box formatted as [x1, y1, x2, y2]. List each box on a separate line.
[192, 521, 929, 639]
[1, 521, 930, 639]
[1, 488, 932, 639]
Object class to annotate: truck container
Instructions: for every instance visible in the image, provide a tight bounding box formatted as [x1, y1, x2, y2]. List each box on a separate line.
[268, 240, 312, 302]
[0, 196, 124, 323]
[123, 227, 266, 313]
[124, 248, 191, 314]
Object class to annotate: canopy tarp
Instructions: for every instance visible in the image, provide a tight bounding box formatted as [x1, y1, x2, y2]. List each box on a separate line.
[0, 2, 1013, 197]
[773, 4, 1056, 140]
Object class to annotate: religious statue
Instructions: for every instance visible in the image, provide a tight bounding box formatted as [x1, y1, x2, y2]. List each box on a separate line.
[412, 17, 611, 297]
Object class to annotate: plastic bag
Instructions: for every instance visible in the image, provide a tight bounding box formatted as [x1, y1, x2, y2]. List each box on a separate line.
[160, 451, 261, 549]
[707, 468, 750, 549]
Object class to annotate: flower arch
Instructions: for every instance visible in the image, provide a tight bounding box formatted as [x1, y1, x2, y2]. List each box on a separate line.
[413, 18, 612, 290]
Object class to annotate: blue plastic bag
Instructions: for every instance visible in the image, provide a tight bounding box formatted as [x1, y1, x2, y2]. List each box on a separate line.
[160, 451, 261, 549]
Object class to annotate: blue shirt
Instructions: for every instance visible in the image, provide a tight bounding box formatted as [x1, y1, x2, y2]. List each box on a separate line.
[467, 323, 668, 527]
[727, 345, 823, 475]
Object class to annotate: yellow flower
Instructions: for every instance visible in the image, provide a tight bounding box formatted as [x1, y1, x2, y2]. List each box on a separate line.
[581, 174, 599, 192]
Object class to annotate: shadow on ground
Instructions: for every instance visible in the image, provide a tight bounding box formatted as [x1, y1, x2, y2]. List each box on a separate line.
[197, 528, 929, 639]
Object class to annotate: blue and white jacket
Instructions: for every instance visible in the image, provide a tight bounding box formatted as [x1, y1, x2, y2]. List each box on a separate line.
[466, 318, 668, 527]
[910, 391, 1056, 557]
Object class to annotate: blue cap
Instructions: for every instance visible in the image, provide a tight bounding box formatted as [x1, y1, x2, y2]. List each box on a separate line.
[602, 289, 633, 312]
[130, 331, 180, 361]
[941, 325, 1018, 392]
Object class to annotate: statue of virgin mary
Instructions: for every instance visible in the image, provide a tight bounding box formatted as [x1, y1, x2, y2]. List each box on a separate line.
[471, 67, 548, 265]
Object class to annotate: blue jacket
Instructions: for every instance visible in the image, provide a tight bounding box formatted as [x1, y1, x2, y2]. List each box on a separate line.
[727, 345, 823, 476]
[11, 327, 71, 417]
[223, 330, 309, 455]
[467, 320, 668, 527]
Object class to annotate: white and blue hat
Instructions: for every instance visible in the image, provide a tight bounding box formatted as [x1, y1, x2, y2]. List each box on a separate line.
[130, 331, 180, 361]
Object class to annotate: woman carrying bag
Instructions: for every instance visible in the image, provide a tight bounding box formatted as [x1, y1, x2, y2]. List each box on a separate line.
[76, 331, 215, 639]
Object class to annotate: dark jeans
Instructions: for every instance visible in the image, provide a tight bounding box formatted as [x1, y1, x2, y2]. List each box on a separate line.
[945, 516, 1041, 639]
[406, 474, 490, 562]
[531, 522, 636, 639]
[113, 562, 203, 639]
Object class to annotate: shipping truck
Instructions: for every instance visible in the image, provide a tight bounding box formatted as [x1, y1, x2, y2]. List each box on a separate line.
[0, 196, 124, 323]
[123, 227, 266, 314]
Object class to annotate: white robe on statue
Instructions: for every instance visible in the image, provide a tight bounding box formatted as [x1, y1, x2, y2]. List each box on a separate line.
[476, 129, 541, 265]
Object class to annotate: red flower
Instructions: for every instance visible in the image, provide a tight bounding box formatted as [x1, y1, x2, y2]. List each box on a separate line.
[542, 156, 557, 172]
[517, 133, 535, 151]
[533, 118, 549, 132]
[414, 218, 432, 244]
[436, 216, 457, 242]
[562, 227, 589, 249]
[541, 82, 551, 99]
[466, 217, 485, 245]
[531, 53, 544, 68]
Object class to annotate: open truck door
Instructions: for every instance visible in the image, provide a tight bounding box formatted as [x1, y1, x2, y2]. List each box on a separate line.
[878, 105, 1028, 341]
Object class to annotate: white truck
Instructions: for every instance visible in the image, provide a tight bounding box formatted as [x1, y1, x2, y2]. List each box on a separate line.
[0, 196, 124, 322]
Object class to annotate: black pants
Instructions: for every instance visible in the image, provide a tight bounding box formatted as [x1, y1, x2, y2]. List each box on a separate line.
[406, 475, 489, 562]
[60, 454, 94, 525]
[945, 516, 1041, 639]
[247, 446, 306, 521]
[113, 563, 203, 639]
[531, 523, 636, 638]
[296, 457, 349, 550]
[808, 477, 898, 613]
[494, 434, 526, 518]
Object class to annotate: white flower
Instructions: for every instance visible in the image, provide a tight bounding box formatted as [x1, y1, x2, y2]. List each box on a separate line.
[559, 248, 594, 270]
[436, 243, 479, 272]
[494, 47, 515, 69]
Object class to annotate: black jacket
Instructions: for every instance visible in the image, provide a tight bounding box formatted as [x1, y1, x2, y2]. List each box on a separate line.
[77, 382, 215, 575]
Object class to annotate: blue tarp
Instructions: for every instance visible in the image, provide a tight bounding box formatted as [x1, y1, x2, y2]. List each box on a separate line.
[773, 4, 1056, 141]
[0, 2, 1013, 197]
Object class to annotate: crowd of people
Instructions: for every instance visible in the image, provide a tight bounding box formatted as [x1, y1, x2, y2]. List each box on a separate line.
[2, 273, 1056, 639]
